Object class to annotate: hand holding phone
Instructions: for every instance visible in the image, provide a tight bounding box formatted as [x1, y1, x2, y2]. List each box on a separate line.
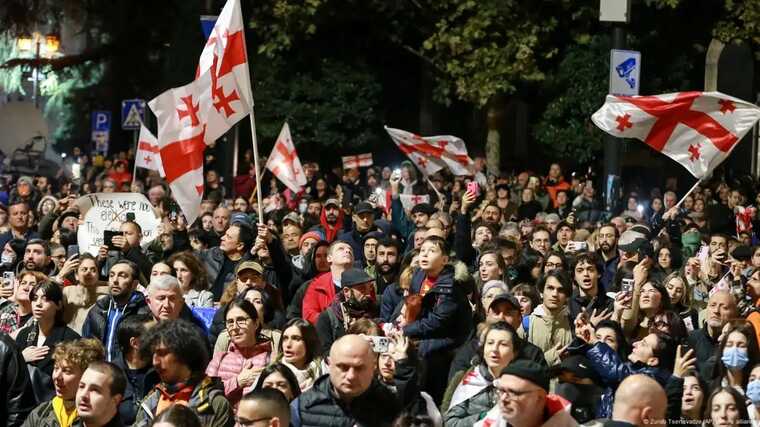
[466, 181, 480, 197]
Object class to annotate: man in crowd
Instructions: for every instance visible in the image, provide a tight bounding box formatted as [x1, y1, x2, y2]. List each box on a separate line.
[24, 338, 105, 427]
[0, 201, 38, 248]
[596, 224, 619, 290]
[135, 320, 232, 427]
[315, 268, 378, 354]
[302, 240, 354, 324]
[74, 362, 126, 427]
[146, 275, 208, 338]
[528, 271, 573, 366]
[475, 360, 577, 427]
[114, 314, 158, 425]
[237, 389, 290, 427]
[688, 290, 737, 377]
[22, 239, 56, 275]
[83, 260, 151, 363]
[290, 335, 401, 426]
[281, 222, 303, 257]
[568, 253, 613, 324]
[337, 202, 380, 265]
[199, 221, 255, 300]
[529, 227, 551, 257]
[603, 375, 668, 427]
[211, 206, 231, 244]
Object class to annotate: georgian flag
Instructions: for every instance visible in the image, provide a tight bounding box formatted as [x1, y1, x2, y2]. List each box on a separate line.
[265, 122, 307, 193]
[592, 91, 760, 179]
[385, 126, 474, 176]
[134, 123, 165, 177]
[342, 153, 373, 169]
[148, 0, 253, 224]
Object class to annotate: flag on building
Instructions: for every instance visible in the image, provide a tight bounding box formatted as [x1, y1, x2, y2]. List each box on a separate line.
[265, 122, 306, 193]
[385, 126, 474, 176]
[592, 91, 760, 179]
[342, 153, 373, 169]
[148, 0, 253, 224]
[134, 123, 165, 177]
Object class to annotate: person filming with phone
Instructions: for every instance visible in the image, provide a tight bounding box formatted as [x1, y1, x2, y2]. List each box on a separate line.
[98, 217, 152, 282]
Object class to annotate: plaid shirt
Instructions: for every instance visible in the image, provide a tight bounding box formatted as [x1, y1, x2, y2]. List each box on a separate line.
[0, 302, 31, 335]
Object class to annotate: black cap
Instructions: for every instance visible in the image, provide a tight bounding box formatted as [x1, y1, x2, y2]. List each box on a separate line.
[556, 220, 574, 232]
[355, 202, 374, 215]
[550, 355, 599, 382]
[341, 268, 374, 288]
[499, 360, 550, 392]
[411, 203, 436, 216]
[489, 292, 520, 311]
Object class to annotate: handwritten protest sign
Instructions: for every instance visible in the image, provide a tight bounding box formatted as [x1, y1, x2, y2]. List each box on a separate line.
[76, 193, 160, 256]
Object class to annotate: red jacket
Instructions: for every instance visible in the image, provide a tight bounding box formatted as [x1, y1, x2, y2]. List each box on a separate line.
[302, 272, 336, 324]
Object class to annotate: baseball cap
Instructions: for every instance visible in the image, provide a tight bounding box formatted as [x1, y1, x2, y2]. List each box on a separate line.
[230, 212, 251, 226]
[489, 292, 520, 311]
[325, 198, 340, 208]
[355, 202, 374, 215]
[499, 360, 550, 392]
[731, 245, 752, 262]
[282, 212, 301, 226]
[235, 261, 264, 275]
[341, 268, 374, 288]
[550, 355, 599, 382]
[618, 230, 647, 252]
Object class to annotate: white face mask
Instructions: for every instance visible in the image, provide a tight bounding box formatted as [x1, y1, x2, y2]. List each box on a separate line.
[1, 252, 14, 264]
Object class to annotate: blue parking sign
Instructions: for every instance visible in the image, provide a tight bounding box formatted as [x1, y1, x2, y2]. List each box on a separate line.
[91, 111, 111, 132]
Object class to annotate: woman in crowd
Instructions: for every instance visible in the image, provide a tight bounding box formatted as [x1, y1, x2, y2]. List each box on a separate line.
[543, 251, 567, 274]
[62, 254, 109, 334]
[517, 188, 542, 221]
[214, 287, 282, 354]
[477, 251, 505, 287]
[512, 283, 541, 334]
[656, 246, 677, 275]
[0, 270, 41, 336]
[167, 251, 213, 308]
[16, 281, 81, 401]
[443, 322, 517, 427]
[622, 278, 671, 340]
[594, 319, 630, 361]
[253, 362, 302, 402]
[677, 370, 706, 422]
[476, 280, 509, 324]
[277, 318, 325, 391]
[705, 386, 750, 427]
[663, 272, 699, 332]
[206, 298, 275, 408]
[709, 322, 760, 393]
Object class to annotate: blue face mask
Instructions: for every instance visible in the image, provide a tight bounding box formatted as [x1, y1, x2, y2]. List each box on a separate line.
[721, 347, 749, 370]
[748, 380, 760, 404]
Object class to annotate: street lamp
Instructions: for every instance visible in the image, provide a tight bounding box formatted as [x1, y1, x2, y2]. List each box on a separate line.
[16, 32, 60, 108]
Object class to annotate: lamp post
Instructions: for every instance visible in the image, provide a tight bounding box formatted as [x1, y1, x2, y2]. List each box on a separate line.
[16, 32, 60, 109]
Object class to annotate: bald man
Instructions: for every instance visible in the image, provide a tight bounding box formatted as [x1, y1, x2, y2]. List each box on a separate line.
[290, 335, 402, 426]
[610, 375, 667, 427]
[690, 290, 737, 377]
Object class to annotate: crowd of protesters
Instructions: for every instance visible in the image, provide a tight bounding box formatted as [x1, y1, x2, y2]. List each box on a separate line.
[0, 146, 760, 427]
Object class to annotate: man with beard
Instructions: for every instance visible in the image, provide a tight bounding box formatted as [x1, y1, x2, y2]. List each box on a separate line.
[596, 224, 619, 290]
[316, 198, 345, 243]
[22, 239, 56, 275]
[82, 260, 151, 364]
[337, 202, 380, 264]
[315, 268, 378, 355]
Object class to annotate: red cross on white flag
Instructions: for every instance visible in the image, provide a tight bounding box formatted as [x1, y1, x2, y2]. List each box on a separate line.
[385, 126, 474, 176]
[265, 123, 307, 193]
[592, 91, 760, 179]
[134, 123, 165, 177]
[148, 0, 253, 224]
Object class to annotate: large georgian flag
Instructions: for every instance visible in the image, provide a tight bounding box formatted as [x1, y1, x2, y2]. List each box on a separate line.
[265, 122, 307, 193]
[592, 91, 760, 179]
[149, 0, 252, 224]
[385, 126, 474, 176]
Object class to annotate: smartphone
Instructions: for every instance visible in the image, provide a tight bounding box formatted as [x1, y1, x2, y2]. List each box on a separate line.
[2, 271, 14, 289]
[621, 277, 634, 294]
[367, 336, 390, 354]
[66, 245, 79, 259]
[103, 230, 121, 250]
[571, 241, 588, 251]
[392, 169, 401, 180]
[466, 181, 480, 197]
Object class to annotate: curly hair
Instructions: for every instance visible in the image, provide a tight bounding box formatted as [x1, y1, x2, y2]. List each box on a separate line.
[52, 338, 105, 372]
[140, 319, 210, 374]
[167, 251, 209, 292]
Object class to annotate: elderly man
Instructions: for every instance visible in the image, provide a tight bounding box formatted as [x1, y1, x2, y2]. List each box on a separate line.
[0, 201, 38, 248]
[146, 275, 209, 339]
[598, 375, 668, 427]
[475, 360, 576, 427]
[290, 335, 401, 426]
[688, 290, 737, 377]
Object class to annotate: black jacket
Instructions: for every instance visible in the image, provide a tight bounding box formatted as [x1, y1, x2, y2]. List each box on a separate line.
[292, 375, 402, 427]
[336, 226, 380, 265]
[114, 359, 160, 426]
[687, 325, 719, 379]
[568, 290, 614, 331]
[15, 324, 80, 402]
[81, 292, 151, 364]
[0, 333, 36, 427]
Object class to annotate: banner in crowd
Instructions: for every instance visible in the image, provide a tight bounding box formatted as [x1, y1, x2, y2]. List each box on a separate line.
[342, 153, 373, 169]
[76, 193, 161, 256]
[375, 189, 430, 211]
[149, 0, 253, 224]
[385, 126, 474, 176]
[135, 123, 165, 177]
[266, 122, 307, 193]
[592, 91, 760, 179]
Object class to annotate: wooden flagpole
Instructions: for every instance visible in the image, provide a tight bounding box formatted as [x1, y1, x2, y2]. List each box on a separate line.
[249, 113, 264, 224]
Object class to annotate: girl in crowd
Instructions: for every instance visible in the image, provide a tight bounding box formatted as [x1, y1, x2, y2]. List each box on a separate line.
[705, 386, 750, 427]
[512, 283, 541, 334]
[443, 322, 517, 427]
[663, 272, 699, 332]
[278, 318, 325, 391]
[0, 270, 42, 337]
[621, 278, 671, 340]
[167, 251, 213, 308]
[710, 322, 760, 394]
[253, 362, 302, 402]
[17, 281, 81, 401]
[206, 298, 275, 409]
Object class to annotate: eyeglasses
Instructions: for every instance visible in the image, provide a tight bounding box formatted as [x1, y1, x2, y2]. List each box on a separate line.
[492, 380, 543, 400]
[235, 416, 272, 427]
[545, 262, 563, 270]
[225, 316, 252, 329]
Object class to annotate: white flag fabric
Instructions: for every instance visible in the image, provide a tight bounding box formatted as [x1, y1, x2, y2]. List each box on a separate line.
[148, 0, 253, 224]
[385, 126, 474, 176]
[265, 123, 307, 193]
[591, 91, 760, 179]
[135, 123, 165, 177]
[342, 153, 373, 169]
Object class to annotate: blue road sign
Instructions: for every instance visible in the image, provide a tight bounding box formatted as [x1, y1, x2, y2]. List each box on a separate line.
[91, 111, 111, 132]
[121, 99, 146, 130]
[609, 49, 641, 96]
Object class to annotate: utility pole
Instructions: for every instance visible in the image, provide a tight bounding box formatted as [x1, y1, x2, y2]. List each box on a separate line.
[600, 0, 631, 213]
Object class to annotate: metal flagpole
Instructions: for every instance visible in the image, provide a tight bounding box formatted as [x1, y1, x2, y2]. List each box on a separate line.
[249, 113, 264, 223]
[131, 129, 139, 189]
